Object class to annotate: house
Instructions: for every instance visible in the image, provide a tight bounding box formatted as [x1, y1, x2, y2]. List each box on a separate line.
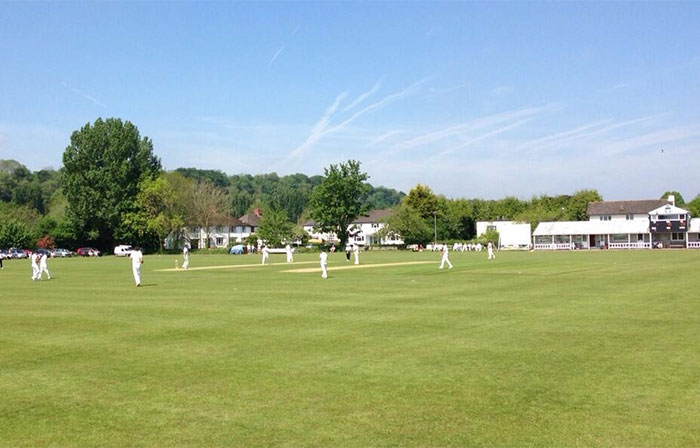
[303, 209, 404, 246]
[239, 208, 262, 234]
[168, 209, 263, 249]
[185, 216, 254, 249]
[476, 221, 532, 249]
[533, 195, 697, 250]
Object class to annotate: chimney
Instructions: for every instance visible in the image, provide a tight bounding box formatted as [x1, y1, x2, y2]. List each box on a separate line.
[253, 208, 262, 217]
[668, 195, 675, 206]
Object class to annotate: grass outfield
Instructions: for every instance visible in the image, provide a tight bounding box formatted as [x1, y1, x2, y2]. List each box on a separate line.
[1, 250, 698, 447]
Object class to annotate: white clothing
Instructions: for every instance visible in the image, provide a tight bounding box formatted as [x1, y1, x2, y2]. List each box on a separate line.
[130, 250, 143, 285]
[487, 242, 495, 260]
[31, 254, 40, 280]
[285, 244, 293, 263]
[320, 252, 328, 278]
[182, 246, 189, 269]
[353, 245, 359, 265]
[262, 247, 269, 265]
[440, 246, 453, 269]
[39, 254, 51, 279]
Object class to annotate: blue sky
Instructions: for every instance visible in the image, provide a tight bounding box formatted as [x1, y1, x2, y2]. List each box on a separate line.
[1, 2, 699, 200]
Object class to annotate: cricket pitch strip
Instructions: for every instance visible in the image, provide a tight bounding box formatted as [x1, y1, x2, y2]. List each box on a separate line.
[283, 261, 434, 273]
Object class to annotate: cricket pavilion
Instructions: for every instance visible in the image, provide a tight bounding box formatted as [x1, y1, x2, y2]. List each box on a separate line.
[533, 195, 700, 250]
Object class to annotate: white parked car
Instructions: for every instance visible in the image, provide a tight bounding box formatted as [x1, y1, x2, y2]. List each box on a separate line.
[114, 245, 134, 257]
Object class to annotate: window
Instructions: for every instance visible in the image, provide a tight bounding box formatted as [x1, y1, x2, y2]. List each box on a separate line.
[626, 214, 634, 220]
[372, 223, 380, 228]
[611, 234, 627, 243]
[671, 232, 684, 241]
[216, 237, 224, 246]
[599, 215, 611, 221]
[487, 225, 497, 232]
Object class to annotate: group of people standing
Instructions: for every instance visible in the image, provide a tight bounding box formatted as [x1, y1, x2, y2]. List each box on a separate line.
[30, 252, 51, 281]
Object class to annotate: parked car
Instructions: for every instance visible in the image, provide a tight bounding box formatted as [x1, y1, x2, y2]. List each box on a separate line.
[76, 247, 100, 257]
[8, 248, 28, 259]
[229, 244, 245, 255]
[35, 248, 52, 256]
[114, 245, 134, 257]
[0, 249, 9, 259]
[52, 248, 73, 257]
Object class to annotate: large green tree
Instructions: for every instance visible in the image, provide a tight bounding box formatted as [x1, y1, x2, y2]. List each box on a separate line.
[61, 118, 161, 249]
[124, 175, 186, 252]
[0, 219, 32, 248]
[309, 160, 370, 246]
[660, 191, 685, 206]
[256, 208, 296, 247]
[566, 189, 603, 221]
[380, 203, 432, 245]
[186, 180, 230, 249]
[404, 184, 440, 219]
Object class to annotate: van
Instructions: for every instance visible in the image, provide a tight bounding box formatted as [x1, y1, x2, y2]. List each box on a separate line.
[114, 245, 133, 257]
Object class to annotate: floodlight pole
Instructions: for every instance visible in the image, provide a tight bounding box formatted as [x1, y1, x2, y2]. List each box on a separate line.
[433, 211, 437, 246]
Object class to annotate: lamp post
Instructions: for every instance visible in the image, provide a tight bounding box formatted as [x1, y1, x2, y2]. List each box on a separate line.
[433, 211, 437, 247]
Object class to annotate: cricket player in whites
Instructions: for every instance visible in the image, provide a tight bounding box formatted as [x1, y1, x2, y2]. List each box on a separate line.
[285, 243, 293, 263]
[31, 252, 40, 280]
[182, 244, 190, 269]
[261, 245, 270, 265]
[439, 244, 453, 270]
[130, 246, 144, 287]
[320, 248, 328, 278]
[353, 243, 360, 265]
[487, 241, 496, 260]
[39, 252, 51, 280]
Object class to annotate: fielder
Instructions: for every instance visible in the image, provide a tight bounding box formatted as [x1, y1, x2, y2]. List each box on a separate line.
[320, 249, 328, 278]
[439, 244, 453, 270]
[182, 245, 189, 269]
[487, 241, 496, 260]
[130, 246, 144, 287]
[39, 252, 51, 280]
[31, 253, 40, 280]
[353, 244, 359, 265]
[285, 243, 293, 263]
[261, 245, 270, 265]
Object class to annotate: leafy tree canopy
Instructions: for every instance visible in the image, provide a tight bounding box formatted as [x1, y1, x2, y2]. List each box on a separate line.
[61, 118, 161, 250]
[660, 191, 685, 206]
[309, 160, 370, 246]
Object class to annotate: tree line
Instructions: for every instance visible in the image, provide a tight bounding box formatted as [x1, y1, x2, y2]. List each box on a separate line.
[1, 117, 696, 251]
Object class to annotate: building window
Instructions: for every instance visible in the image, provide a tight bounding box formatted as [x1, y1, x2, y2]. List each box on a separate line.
[599, 215, 611, 221]
[671, 232, 684, 241]
[216, 237, 224, 246]
[626, 214, 634, 220]
[487, 225, 497, 232]
[372, 223, 380, 228]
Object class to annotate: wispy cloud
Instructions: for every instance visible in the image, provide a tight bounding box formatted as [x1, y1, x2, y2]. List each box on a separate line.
[328, 78, 428, 135]
[342, 77, 384, 113]
[594, 125, 700, 157]
[61, 81, 107, 108]
[520, 114, 662, 155]
[268, 46, 285, 66]
[365, 130, 404, 148]
[491, 85, 515, 97]
[286, 77, 427, 161]
[392, 107, 543, 153]
[287, 91, 348, 160]
[436, 117, 535, 158]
